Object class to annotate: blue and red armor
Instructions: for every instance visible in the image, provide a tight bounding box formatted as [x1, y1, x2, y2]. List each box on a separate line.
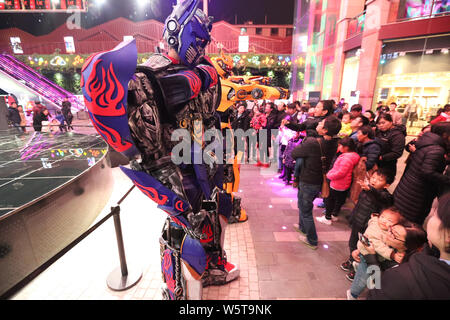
[81, 0, 239, 300]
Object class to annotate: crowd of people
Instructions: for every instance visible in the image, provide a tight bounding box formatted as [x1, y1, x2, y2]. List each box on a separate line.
[6, 97, 74, 134]
[228, 98, 450, 299]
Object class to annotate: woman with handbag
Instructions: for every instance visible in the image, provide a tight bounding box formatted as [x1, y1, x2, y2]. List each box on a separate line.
[291, 116, 341, 250]
[349, 126, 381, 203]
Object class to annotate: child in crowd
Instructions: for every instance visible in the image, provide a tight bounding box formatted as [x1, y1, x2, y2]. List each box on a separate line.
[338, 112, 353, 138]
[347, 207, 405, 299]
[316, 137, 360, 225]
[281, 132, 302, 185]
[356, 126, 381, 173]
[341, 167, 394, 279]
[278, 119, 297, 177]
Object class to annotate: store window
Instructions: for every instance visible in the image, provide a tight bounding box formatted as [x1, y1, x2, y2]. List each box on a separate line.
[373, 35, 450, 135]
[340, 50, 360, 104]
[322, 63, 334, 100]
[397, 0, 450, 21]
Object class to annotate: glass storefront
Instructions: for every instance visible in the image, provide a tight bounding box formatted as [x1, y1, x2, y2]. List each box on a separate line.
[373, 35, 450, 135]
[322, 63, 334, 99]
[340, 52, 360, 103]
[397, 0, 450, 21]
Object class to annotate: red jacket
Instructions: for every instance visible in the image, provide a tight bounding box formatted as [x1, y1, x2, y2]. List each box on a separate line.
[430, 113, 450, 125]
[250, 114, 267, 131]
[326, 152, 360, 191]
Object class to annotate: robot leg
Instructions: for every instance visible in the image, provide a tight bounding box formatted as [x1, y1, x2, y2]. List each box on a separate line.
[224, 161, 248, 224]
[200, 190, 239, 286]
[160, 219, 206, 300]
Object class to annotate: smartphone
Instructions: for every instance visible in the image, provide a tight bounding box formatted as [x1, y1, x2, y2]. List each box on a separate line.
[358, 232, 371, 246]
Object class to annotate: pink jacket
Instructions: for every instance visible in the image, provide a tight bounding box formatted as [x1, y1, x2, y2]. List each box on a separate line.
[326, 152, 360, 191]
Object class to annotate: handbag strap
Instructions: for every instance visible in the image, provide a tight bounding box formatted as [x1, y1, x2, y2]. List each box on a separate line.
[316, 138, 328, 175]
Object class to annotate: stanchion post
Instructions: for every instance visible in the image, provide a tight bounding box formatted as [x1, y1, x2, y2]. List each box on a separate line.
[106, 203, 142, 291]
[111, 206, 128, 277]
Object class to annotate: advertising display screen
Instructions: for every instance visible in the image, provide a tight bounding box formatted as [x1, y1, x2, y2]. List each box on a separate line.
[0, 0, 87, 12]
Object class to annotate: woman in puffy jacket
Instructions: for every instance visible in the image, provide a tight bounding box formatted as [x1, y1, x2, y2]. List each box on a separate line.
[317, 138, 360, 225]
[393, 122, 450, 225]
[375, 113, 407, 179]
[349, 126, 382, 203]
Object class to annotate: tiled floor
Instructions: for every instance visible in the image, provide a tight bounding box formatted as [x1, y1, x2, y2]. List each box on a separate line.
[9, 121, 413, 300]
[10, 162, 358, 300]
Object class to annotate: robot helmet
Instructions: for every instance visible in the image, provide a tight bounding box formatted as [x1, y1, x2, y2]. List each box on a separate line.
[163, 0, 213, 67]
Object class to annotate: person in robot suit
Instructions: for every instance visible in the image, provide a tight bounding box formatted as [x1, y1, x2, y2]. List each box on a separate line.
[81, 0, 239, 300]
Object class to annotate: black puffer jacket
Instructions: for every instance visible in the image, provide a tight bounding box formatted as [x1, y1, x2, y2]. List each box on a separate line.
[231, 110, 251, 131]
[367, 252, 450, 300]
[393, 131, 450, 224]
[350, 186, 393, 231]
[375, 124, 406, 172]
[276, 110, 287, 127]
[358, 140, 382, 171]
[7, 107, 21, 124]
[291, 136, 339, 185]
[265, 110, 281, 147]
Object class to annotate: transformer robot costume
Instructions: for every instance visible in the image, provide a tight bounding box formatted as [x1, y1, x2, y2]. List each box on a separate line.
[210, 50, 291, 223]
[81, 0, 239, 300]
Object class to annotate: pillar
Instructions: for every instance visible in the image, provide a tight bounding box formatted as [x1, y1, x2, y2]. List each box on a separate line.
[330, 0, 366, 100]
[356, 0, 391, 110]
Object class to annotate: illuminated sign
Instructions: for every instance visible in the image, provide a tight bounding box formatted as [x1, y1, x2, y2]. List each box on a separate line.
[50, 56, 67, 66]
[10, 37, 23, 54]
[0, 0, 87, 12]
[64, 36, 76, 53]
[238, 36, 249, 53]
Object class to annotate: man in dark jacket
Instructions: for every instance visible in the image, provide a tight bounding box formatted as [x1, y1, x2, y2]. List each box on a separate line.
[375, 115, 407, 178]
[7, 102, 22, 133]
[231, 103, 251, 132]
[291, 115, 341, 249]
[393, 122, 450, 225]
[275, 101, 287, 127]
[285, 103, 299, 124]
[232, 103, 251, 160]
[284, 100, 334, 138]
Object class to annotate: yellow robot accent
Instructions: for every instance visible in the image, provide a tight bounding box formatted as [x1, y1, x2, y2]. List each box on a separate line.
[211, 50, 290, 113]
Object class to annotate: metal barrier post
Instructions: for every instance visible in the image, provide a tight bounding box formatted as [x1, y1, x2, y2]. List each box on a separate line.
[106, 186, 142, 291]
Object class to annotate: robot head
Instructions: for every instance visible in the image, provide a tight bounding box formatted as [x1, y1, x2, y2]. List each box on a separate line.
[163, 0, 213, 67]
[212, 50, 234, 78]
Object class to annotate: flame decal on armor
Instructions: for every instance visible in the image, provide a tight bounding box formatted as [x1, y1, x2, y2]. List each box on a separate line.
[162, 250, 176, 297]
[85, 59, 126, 117]
[179, 70, 201, 99]
[88, 113, 132, 152]
[200, 223, 213, 243]
[175, 200, 185, 212]
[133, 180, 169, 206]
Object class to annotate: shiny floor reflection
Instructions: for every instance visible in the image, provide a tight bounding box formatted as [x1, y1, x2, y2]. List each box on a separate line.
[0, 130, 108, 217]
